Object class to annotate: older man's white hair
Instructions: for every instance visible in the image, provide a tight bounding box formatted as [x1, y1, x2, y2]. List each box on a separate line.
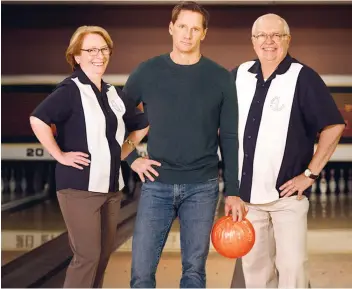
[251, 14, 290, 36]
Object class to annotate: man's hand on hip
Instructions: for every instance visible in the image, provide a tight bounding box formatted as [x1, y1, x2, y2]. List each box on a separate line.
[279, 173, 314, 200]
[224, 196, 248, 222]
[131, 157, 161, 182]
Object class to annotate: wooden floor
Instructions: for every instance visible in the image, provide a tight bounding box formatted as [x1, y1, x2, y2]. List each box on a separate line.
[103, 197, 352, 288]
[2, 196, 352, 287]
[102, 252, 352, 288]
[103, 252, 236, 288]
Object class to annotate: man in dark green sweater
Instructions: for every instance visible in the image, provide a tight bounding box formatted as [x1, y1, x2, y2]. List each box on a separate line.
[123, 1, 247, 288]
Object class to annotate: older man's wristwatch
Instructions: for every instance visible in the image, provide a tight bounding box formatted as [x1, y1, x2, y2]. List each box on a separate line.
[304, 168, 319, 180]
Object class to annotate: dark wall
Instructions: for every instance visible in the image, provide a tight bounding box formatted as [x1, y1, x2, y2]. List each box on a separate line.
[1, 91, 48, 140]
[2, 4, 352, 140]
[2, 4, 352, 75]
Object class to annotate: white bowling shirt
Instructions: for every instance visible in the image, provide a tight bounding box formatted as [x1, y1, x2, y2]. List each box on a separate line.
[31, 67, 148, 193]
[232, 54, 345, 204]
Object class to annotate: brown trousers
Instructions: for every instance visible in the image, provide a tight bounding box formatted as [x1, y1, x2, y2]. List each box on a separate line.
[57, 189, 122, 288]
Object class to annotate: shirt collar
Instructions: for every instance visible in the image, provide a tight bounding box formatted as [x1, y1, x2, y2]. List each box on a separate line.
[72, 65, 110, 93]
[248, 53, 293, 81]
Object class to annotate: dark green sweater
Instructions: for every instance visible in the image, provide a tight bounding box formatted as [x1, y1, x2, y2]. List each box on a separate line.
[124, 54, 239, 196]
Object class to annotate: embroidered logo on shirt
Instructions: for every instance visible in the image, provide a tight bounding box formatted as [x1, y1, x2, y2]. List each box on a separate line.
[270, 96, 285, 111]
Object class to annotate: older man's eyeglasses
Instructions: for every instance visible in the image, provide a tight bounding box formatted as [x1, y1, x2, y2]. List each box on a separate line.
[252, 33, 288, 42]
[81, 47, 111, 56]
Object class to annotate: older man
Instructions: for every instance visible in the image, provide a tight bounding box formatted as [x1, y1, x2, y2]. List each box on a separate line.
[231, 14, 345, 288]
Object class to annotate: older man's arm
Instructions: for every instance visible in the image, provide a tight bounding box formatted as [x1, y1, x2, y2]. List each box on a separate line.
[308, 124, 345, 174]
[279, 66, 346, 198]
[279, 124, 345, 198]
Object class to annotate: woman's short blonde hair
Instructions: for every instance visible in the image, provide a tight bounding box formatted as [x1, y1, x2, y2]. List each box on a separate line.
[65, 26, 113, 71]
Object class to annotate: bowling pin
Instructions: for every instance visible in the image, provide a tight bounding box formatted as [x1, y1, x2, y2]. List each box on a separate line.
[338, 169, 346, 193]
[9, 168, 16, 193]
[328, 169, 337, 218]
[9, 168, 16, 201]
[310, 182, 317, 218]
[348, 169, 352, 192]
[348, 169, 352, 217]
[21, 168, 27, 197]
[337, 169, 346, 218]
[329, 169, 336, 193]
[2, 168, 10, 197]
[319, 169, 328, 218]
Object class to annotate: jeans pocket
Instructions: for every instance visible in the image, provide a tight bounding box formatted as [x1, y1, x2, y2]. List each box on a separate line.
[141, 181, 166, 195]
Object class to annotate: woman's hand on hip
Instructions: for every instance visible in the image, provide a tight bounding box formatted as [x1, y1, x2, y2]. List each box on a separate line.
[58, 151, 90, 170]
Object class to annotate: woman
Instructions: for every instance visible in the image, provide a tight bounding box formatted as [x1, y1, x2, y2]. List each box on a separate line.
[30, 26, 149, 288]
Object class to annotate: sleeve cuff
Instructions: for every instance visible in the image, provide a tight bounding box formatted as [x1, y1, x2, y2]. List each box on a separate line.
[127, 116, 149, 132]
[30, 112, 52, 127]
[125, 149, 139, 166]
[223, 181, 240, 197]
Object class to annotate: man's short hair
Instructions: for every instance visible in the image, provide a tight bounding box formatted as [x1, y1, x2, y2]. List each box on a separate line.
[171, 1, 210, 30]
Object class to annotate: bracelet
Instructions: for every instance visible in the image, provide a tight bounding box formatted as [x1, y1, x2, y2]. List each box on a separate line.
[125, 139, 135, 148]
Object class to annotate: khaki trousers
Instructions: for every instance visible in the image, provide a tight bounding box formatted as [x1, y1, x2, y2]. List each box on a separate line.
[57, 189, 122, 288]
[242, 196, 310, 288]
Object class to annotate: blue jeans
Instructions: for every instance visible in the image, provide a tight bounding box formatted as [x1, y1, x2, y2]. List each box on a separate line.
[130, 179, 219, 288]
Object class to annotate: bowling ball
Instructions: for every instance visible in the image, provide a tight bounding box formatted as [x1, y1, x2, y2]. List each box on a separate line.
[211, 216, 255, 259]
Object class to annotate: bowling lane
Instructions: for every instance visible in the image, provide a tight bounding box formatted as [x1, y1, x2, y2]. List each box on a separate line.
[103, 212, 352, 288]
[103, 217, 237, 288]
[103, 167, 352, 288]
[103, 251, 352, 288]
[2, 159, 351, 286]
[103, 252, 236, 288]
[1, 160, 56, 211]
[1, 150, 138, 269]
[1, 199, 66, 265]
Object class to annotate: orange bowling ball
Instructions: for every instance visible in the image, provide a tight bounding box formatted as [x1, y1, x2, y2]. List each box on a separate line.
[211, 216, 255, 259]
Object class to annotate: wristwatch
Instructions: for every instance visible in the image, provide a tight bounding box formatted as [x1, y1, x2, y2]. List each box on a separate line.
[304, 168, 319, 180]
